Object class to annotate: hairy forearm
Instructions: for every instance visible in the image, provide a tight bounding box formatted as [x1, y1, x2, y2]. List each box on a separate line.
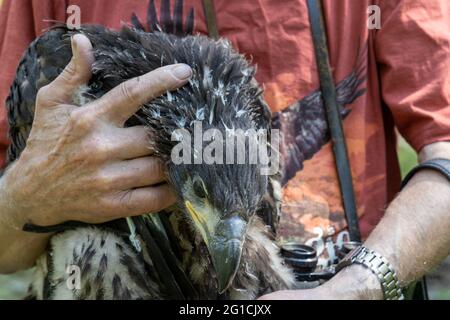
[260, 142, 450, 301]
[364, 142, 450, 287]
[323, 142, 450, 299]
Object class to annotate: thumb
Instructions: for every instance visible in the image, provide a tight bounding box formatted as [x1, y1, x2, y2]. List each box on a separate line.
[66, 33, 94, 85]
[42, 33, 94, 105]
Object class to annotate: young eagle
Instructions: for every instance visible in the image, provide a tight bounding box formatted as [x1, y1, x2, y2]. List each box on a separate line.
[5, 2, 296, 299]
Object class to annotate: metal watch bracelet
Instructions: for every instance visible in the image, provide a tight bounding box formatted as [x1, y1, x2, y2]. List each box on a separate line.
[335, 245, 405, 300]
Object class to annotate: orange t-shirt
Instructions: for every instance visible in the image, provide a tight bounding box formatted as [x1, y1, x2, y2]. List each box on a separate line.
[1, 0, 449, 266]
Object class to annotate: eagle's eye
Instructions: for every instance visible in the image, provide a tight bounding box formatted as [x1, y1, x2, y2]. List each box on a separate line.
[192, 177, 207, 199]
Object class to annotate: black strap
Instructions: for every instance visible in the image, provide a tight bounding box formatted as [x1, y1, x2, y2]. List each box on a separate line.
[306, 0, 361, 242]
[202, 0, 219, 39]
[402, 158, 450, 188]
[22, 220, 91, 233]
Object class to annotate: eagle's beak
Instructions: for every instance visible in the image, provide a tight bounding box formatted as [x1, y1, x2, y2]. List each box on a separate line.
[209, 215, 246, 293]
[185, 201, 246, 293]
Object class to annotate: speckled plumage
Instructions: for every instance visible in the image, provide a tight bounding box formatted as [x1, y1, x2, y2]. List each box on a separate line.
[30, 214, 294, 300]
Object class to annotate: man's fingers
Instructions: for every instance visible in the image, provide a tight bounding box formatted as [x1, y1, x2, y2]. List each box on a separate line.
[100, 156, 166, 190]
[106, 184, 176, 217]
[111, 126, 154, 160]
[94, 64, 192, 126]
[38, 34, 94, 106]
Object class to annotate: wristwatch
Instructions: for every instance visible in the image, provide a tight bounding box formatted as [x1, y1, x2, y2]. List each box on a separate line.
[335, 245, 405, 300]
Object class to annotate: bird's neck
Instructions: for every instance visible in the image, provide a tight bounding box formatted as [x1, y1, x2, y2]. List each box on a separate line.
[226, 216, 296, 299]
[177, 215, 295, 299]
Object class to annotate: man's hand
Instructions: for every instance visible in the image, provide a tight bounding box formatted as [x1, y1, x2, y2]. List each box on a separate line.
[0, 34, 192, 272]
[259, 264, 383, 300]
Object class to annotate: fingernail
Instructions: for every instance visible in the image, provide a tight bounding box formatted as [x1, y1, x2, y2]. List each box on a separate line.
[71, 35, 78, 52]
[171, 64, 192, 80]
[72, 34, 88, 54]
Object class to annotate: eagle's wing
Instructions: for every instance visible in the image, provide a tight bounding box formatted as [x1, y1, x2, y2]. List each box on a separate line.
[5, 27, 72, 164]
[131, 0, 194, 35]
[272, 62, 366, 186]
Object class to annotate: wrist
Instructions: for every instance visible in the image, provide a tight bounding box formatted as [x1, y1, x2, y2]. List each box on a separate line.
[0, 168, 25, 231]
[0, 174, 53, 272]
[0, 161, 57, 230]
[327, 264, 383, 300]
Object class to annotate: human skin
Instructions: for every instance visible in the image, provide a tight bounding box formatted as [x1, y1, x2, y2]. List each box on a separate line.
[0, 34, 192, 273]
[260, 141, 450, 299]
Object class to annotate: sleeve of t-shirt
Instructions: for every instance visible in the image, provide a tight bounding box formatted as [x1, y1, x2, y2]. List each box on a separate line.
[0, 0, 38, 168]
[375, 0, 450, 153]
[0, 0, 67, 168]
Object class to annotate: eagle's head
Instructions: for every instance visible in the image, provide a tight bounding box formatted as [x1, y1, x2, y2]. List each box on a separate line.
[140, 33, 274, 293]
[169, 147, 270, 293]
